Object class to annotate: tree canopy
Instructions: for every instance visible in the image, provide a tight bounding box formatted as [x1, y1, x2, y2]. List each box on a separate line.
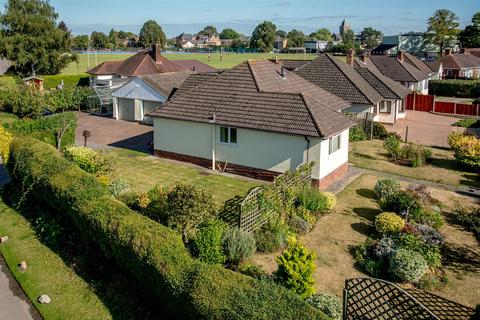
[425, 9, 460, 54]
[198, 25, 218, 37]
[219, 28, 240, 39]
[73, 35, 90, 50]
[359, 27, 383, 49]
[139, 20, 166, 48]
[276, 30, 287, 38]
[309, 28, 332, 41]
[0, 0, 75, 76]
[90, 31, 108, 49]
[250, 21, 276, 52]
[459, 12, 480, 48]
[287, 29, 306, 47]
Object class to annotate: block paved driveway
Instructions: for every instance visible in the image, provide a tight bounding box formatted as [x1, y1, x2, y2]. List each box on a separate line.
[386, 111, 465, 147]
[75, 112, 153, 152]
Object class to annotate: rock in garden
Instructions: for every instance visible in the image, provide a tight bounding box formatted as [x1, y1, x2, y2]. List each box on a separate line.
[19, 261, 27, 270]
[38, 294, 51, 304]
[0, 235, 8, 243]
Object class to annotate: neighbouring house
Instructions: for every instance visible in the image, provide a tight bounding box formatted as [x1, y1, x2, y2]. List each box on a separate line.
[373, 32, 439, 58]
[274, 36, 288, 51]
[355, 51, 432, 94]
[304, 40, 341, 53]
[466, 48, 480, 59]
[0, 58, 12, 75]
[148, 60, 355, 188]
[441, 49, 480, 79]
[111, 71, 193, 125]
[176, 33, 195, 47]
[277, 53, 410, 124]
[87, 45, 189, 87]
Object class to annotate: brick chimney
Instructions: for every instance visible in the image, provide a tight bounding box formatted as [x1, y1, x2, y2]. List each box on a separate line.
[150, 44, 162, 63]
[346, 49, 354, 66]
[459, 48, 466, 54]
[444, 49, 451, 56]
[397, 51, 404, 62]
[360, 52, 368, 63]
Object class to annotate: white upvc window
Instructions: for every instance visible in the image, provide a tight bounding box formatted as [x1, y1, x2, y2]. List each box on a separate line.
[329, 134, 341, 154]
[220, 127, 237, 145]
[379, 100, 392, 113]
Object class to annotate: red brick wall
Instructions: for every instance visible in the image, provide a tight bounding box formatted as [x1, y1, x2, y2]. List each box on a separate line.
[312, 162, 348, 190]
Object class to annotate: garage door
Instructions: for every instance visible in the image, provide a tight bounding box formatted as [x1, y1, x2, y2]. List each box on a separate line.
[143, 101, 162, 125]
[117, 98, 135, 121]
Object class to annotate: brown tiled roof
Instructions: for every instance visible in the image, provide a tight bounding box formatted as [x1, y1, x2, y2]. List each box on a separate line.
[293, 54, 383, 105]
[358, 55, 430, 82]
[441, 53, 480, 69]
[87, 47, 188, 76]
[150, 60, 354, 138]
[173, 60, 218, 73]
[424, 60, 441, 72]
[139, 72, 192, 97]
[403, 53, 434, 75]
[466, 48, 480, 59]
[170, 72, 223, 98]
[268, 59, 310, 71]
[354, 67, 409, 100]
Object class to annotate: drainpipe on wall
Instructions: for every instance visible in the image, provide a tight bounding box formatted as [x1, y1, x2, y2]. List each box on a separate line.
[304, 136, 310, 163]
[209, 114, 217, 171]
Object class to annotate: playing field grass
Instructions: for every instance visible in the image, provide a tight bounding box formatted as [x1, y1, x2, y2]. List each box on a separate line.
[62, 52, 317, 75]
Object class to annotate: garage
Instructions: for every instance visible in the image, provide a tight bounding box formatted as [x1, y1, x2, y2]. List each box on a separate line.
[117, 98, 136, 121]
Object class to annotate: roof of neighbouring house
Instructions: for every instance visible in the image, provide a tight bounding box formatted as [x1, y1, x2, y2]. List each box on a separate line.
[87, 46, 188, 77]
[466, 48, 480, 59]
[372, 43, 397, 53]
[268, 59, 310, 71]
[403, 53, 435, 75]
[355, 54, 430, 82]
[149, 60, 354, 138]
[173, 60, 218, 73]
[0, 58, 12, 75]
[139, 71, 192, 97]
[289, 54, 409, 105]
[424, 60, 441, 73]
[441, 53, 480, 70]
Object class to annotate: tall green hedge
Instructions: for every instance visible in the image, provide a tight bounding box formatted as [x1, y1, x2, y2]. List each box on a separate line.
[428, 80, 480, 98]
[7, 137, 325, 319]
[3, 112, 76, 148]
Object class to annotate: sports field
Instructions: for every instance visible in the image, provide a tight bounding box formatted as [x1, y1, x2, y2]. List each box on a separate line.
[62, 52, 317, 75]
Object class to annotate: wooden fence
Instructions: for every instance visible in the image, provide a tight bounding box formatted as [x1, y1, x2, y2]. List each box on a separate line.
[406, 93, 480, 116]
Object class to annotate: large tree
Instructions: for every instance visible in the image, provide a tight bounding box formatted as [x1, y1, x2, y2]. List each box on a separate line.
[342, 29, 356, 49]
[309, 28, 332, 41]
[73, 35, 90, 50]
[250, 21, 276, 53]
[139, 20, 166, 48]
[459, 12, 480, 48]
[219, 28, 240, 39]
[359, 27, 383, 49]
[90, 31, 108, 49]
[276, 30, 287, 38]
[198, 25, 218, 37]
[287, 29, 306, 47]
[108, 28, 119, 48]
[425, 9, 460, 54]
[0, 0, 74, 76]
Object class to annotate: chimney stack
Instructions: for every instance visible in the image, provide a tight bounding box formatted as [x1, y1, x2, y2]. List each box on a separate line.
[459, 48, 466, 54]
[444, 49, 451, 56]
[397, 51, 404, 62]
[360, 52, 368, 63]
[346, 49, 354, 66]
[151, 44, 162, 63]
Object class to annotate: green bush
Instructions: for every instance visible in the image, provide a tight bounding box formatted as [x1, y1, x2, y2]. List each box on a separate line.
[375, 212, 405, 234]
[255, 222, 289, 253]
[401, 143, 431, 167]
[64, 146, 99, 173]
[410, 210, 444, 230]
[349, 125, 368, 141]
[142, 186, 169, 223]
[275, 237, 316, 298]
[453, 118, 480, 128]
[396, 233, 441, 268]
[389, 248, 428, 283]
[116, 190, 140, 208]
[108, 179, 130, 197]
[372, 123, 389, 139]
[222, 227, 256, 265]
[295, 206, 317, 228]
[448, 132, 480, 171]
[289, 216, 311, 235]
[383, 135, 402, 160]
[238, 263, 269, 280]
[306, 293, 342, 320]
[354, 241, 388, 278]
[380, 190, 421, 217]
[374, 179, 401, 200]
[455, 203, 480, 238]
[194, 220, 226, 265]
[165, 184, 218, 241]
[7, 137, 326, 319]
[4, 112, 77, 148]
[296, 188, 328, 213]
[428, 80, 480, 98]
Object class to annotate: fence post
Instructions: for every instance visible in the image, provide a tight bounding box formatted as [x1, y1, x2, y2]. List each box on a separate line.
[454, 102, 457, 115]
[432, 95, 436, 113]
[477, 104, 479, 116]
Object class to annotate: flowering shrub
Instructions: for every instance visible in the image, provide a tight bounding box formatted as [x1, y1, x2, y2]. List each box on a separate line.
[296, 188, 336, 213]
[306, 293, 342, 320]
[448, 132, 480, 171]
[389, 248, 428, 283]
[322, 192, 337, 212]
[384, 135, 402, 160]
[374, 179, 401, 200]
[414, 224, 444, 246]
[295, 206, 317, 228]
[0, 127, 13, 164]
[375, 212, 405, 234]
[135, 192, 151, 210]
[63, 146, 112, 175]
[373, 236, 397, 258]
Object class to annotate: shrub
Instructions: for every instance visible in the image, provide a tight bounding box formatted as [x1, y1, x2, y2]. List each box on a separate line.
[238, 263, 269, 280]
[0, 126, 13, 163]
[296, 188, 329, 213]
[63, 146, 112, 175]
[410, 210, 444, 230]
[389, 249, 428, 283]
[354, 241, 387, 278]
[143, 186, 169, 223]
[374, 179, 401, 200]
[222, 227, 256, 265]
[428, 79, 480, 98]
[322, 192, 336, 212]
[295, 206, 317, 227]
[455, 203, 480, 237]
[413, 224, 444, 246]
[401, 143, 431, 167]
[349, 125, 368, 141]
[108, 179, 130, 197]
[255, 223, 289, 253]
[375, 212, 405, 234]
[165, 184, 218, 241]
[397, 234, 441, 268]
[306, 293, 342, 320]
[289, 216, 311, 235]
[373, 236, 397, 257]
[380, 191, 421, 217]
[383, 135, 401, 160]
[372, 123, 389, 139]
[448, 132, 480, 171]
[194, 220, 226, 265]
[275, 237, 316, 298]
[116, 190, 139, 208]
[453, 118, 480, 128]
[135, 192, 151, 210]
[7, 137, 324, 319]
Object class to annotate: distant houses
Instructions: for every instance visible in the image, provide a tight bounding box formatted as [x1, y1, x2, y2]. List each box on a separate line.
[441, 49, 480, 79]
[175, 32, 249, 50]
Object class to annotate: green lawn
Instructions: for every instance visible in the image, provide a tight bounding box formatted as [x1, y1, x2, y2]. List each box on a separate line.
[349, 140, 479, 187]
[0, 196, 113, 319]
[62, 52, 317, 75]
[0, 112, 18, 125]
[107, 149, 262, 204]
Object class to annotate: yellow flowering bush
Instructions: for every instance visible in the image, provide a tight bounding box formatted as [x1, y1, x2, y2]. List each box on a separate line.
[0, 127, 13, 164]
[448, 132, 480, 171]
[323, 192, 337, 212]
[375, 212, 405, 234]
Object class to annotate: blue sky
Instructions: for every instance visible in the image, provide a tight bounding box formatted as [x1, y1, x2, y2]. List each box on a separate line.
[1, 0, 478, 37]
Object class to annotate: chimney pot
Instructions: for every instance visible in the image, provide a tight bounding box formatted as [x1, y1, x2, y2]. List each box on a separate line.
[397, 51, 404, 62]
[346, 49, 354, 66]
[361, 53, 368, 63]
[444, 49, 451, 56]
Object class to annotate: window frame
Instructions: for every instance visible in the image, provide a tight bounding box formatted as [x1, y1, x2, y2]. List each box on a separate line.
[219, 127, 238, 145]
[379, 100, 392, 113]
[328, 134, 341, 155]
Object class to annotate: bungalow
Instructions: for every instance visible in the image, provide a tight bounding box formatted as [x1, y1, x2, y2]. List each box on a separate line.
[441, 49, 480, 79]
[87, 45, 188, 87]
[148, 60, 355, 188]
[355, 51, 432, 94]
[275, 53, 410, 124]
[111, 71, 193, 125]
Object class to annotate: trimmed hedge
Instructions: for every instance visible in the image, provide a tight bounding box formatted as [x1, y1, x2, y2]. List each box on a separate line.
[7, 137, 325, 319]
[43, 75, 90, 89]
[428, 80, 480, 98]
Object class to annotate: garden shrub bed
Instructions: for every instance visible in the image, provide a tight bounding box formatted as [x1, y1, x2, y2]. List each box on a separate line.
[6, 137, 326, 319]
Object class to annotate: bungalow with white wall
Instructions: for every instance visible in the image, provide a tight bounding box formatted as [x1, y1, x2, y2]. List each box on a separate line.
[148, 60, 355, 188]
